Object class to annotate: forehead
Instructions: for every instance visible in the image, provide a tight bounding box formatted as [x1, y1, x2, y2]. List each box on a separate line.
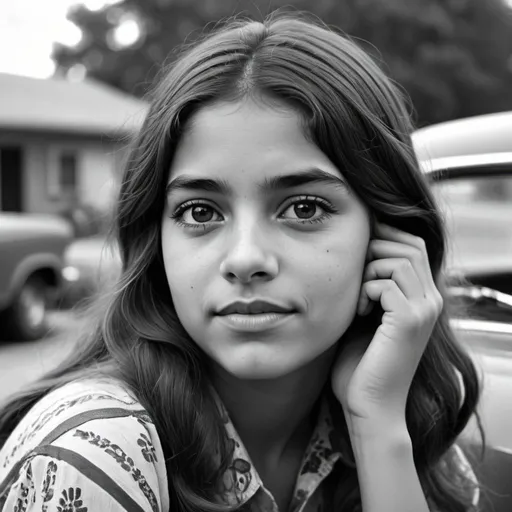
[183, 98, 305, 148]
[168, 99, 340, 183]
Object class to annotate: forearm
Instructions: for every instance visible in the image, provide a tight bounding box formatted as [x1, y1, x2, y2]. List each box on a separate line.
[347, 418, 430, 512]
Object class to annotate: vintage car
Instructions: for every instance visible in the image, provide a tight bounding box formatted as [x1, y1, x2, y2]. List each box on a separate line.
[413, 113, 512, 512]
[0, 212, 74, 341]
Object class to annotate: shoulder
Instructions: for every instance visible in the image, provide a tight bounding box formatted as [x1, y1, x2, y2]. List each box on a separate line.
[0, 377, 169, 512]
[0, 377, 144, 468]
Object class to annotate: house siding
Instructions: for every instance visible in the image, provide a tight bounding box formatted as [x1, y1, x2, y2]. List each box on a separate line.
[0, 131, 130, 214]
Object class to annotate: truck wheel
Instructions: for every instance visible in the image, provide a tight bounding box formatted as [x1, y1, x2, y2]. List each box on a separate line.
[3, 276, 49, 341]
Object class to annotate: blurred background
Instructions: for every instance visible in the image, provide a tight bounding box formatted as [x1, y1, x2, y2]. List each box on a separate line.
[1, 4, 512, 500]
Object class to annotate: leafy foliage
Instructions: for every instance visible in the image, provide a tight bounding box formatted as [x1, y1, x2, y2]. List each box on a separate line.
[52, 0, 512, 126]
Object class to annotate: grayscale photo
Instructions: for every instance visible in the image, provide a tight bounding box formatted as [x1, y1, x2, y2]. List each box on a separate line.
[1, 1, 512, 511]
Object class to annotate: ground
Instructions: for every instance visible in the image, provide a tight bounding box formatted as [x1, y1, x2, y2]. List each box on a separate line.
[0, 310, 85, 404]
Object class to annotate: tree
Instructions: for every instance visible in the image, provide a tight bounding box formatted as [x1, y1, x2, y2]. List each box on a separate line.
[52, 0, 512, 126]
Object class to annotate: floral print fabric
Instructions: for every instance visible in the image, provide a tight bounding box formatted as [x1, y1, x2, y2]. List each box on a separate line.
[0, 378, 479, 512]
[0, 378, 169, 512]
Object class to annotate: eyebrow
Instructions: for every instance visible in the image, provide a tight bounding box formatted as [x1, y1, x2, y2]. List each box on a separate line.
[165, 168, 348, 196]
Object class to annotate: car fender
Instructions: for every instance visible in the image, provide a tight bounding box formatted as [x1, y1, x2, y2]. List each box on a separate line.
[0, 252, 63, 310]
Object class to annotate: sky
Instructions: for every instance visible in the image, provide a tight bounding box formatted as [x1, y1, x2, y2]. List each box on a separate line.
[0, 0, 137, 79]
[1, 0, 512, 80]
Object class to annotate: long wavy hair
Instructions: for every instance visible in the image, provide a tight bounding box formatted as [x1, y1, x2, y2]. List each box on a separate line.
[0, 11, 483, 512]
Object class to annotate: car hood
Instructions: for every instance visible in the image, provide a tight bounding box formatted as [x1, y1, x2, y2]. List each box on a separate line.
[0, 213, 73, 243]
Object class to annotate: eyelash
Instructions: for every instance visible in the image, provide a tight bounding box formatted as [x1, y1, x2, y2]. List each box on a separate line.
[169, 195, 338, 230]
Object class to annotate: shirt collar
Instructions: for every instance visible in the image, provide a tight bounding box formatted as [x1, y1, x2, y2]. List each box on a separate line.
[213, 389, 355, 511]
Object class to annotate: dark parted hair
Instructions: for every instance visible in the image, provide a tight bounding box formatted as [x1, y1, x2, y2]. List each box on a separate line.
[0, 11, 483, 512]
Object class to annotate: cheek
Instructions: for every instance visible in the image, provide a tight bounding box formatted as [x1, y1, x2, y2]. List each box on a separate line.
[161, 239, 204, 310]
[310, 238, 369, 309]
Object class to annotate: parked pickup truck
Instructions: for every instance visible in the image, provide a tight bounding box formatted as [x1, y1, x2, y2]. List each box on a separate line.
[0, 212, 73, 341]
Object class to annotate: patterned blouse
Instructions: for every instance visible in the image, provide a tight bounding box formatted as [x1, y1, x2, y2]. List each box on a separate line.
[0, 377, 479, 512]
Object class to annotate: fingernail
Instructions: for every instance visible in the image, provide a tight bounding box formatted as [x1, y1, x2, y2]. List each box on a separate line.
[363, 302, 374, 316]
[357, 297, 366, 316]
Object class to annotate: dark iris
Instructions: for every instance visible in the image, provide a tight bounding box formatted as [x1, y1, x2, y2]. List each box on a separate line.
[294, 202, 316, 219]
[192, 205, 214, 222]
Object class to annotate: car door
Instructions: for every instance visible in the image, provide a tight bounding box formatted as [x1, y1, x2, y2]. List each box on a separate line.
[425, 154, 512, 512]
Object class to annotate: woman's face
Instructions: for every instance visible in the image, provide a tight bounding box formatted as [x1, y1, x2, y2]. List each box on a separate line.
[162, 98, 371, 380]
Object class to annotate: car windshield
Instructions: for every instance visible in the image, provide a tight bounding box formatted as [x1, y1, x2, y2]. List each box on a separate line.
[432, 172, 512, 322]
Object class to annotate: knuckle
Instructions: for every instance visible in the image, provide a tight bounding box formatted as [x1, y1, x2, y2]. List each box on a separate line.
[415, 236, 427, 250]
[368, 240, 380, 256]
[398, 258, 412, 272]
[433, 291, 444, 312]
[363, 262, 376, 280]
[384, 279, 396, 292]
[409, 234, 427, 252]
[367, 259, 378, 272]
[411, 246, 423, 261]
[424, 293, 443, 319]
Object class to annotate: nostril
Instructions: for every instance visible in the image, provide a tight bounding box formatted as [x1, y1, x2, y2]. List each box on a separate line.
[225, 270, 271, 283]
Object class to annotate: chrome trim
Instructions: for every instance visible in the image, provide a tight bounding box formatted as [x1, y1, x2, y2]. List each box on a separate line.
[419, 152, 512, 174]
[450, 286, 512, 308]
[491, 445, 512, 457]
[449, 317, 512, 335]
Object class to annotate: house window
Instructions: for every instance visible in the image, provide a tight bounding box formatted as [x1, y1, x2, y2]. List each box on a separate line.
[59, 152, 77, 190]
[47, 148, 79, 199]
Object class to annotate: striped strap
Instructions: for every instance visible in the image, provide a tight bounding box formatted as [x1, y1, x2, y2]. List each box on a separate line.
[0, 408, 150, 500]
[29, 444, 147, 512]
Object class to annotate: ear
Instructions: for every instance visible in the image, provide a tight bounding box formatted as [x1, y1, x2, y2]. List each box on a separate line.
[369, 212, 377, 240]
[363, 213, 376, 265]
[358, 213, 376, 316]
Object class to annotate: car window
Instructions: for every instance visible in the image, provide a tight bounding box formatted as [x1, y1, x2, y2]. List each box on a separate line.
[432, 174, 512, 274]
[432, 173, 512, 322]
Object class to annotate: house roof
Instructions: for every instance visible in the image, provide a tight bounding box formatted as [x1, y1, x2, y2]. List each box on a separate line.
[0, 72, 149, 138]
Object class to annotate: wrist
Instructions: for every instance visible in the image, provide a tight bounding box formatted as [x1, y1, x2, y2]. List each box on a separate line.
[344, 413, 410, 445]
[348, 421, 413, 469]
[344, 416, 429, 512]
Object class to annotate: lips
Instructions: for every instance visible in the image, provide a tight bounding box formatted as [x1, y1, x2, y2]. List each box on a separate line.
[216, 299, 295, 316]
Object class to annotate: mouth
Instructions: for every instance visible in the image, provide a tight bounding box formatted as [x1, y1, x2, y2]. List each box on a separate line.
[213, 299, 297, 332]
[215, 299, 296, 316]
[215, 311, 296, 332]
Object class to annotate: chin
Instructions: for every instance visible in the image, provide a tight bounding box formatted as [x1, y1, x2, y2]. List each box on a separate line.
[218, 352, 304, 381]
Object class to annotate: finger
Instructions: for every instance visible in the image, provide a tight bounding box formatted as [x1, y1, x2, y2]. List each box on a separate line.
[364, 258, 424, 300]
[368, 238, 433, 294]
[374, 222, 425, 251]
[357, 290, 374, 316]
[359, 279, 409, 316]
[374, 223, 436, 283]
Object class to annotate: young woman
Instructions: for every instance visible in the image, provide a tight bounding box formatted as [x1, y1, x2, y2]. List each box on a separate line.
[0, 13, 483, 512]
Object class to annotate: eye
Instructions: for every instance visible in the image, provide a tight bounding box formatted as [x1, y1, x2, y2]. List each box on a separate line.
[279, 196, 336, 224]
[184, 205, 221, 223]
[170, 200, 223, 228]
[284, 201, 318, 220]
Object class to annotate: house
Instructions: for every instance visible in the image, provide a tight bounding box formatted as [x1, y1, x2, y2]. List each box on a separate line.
[0, 72, 148, 214]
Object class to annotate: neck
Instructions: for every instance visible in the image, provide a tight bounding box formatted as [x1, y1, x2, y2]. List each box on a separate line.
[209, 348, 335, 467]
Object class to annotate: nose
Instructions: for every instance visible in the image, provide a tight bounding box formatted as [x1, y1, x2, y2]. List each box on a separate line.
[219, 223, 278, 284]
